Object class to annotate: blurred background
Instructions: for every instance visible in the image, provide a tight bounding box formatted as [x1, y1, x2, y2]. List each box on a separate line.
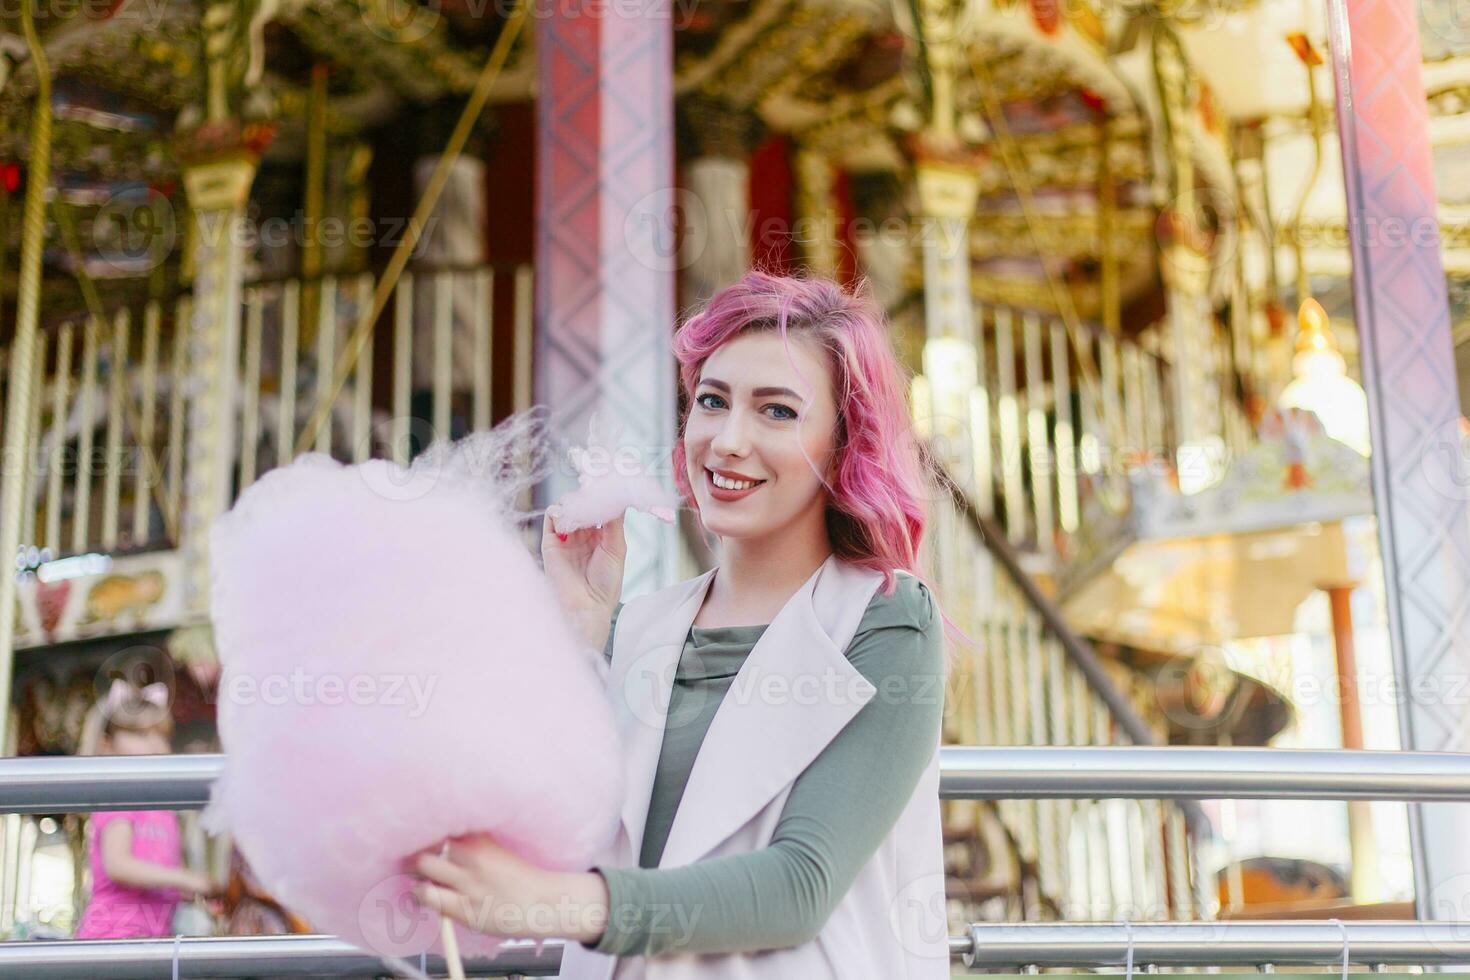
[0, 0, 1467, 952]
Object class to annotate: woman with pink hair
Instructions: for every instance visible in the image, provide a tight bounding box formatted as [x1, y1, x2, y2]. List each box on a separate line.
[412, 269, 953, 978]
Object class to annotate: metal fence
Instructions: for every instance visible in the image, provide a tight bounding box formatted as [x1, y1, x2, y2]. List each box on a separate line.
[4, 921, 1470, 978]
[0, 746, 1465, 977]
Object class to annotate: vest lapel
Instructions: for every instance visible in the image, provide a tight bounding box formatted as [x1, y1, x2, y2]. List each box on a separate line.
[656, 554, 881, 869]
[607, 565, 717, 864]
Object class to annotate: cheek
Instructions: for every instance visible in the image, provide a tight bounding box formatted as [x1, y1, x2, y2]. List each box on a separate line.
[768, 438, 823, 489]
[682, 427, 707, 480]
[795, 423, 837, 478]
[684, 416, 721, 455]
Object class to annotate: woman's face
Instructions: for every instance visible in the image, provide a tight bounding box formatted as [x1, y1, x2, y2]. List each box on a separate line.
[684, 330, 839, 542]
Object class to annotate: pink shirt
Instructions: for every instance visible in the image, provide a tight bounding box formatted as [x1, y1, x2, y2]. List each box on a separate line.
[76, 810, 182, 939]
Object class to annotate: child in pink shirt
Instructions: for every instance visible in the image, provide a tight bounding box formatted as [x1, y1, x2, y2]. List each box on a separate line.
[75, 680, 219, 939]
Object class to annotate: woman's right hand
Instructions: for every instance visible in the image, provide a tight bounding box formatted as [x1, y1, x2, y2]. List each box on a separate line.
[541, 504, 626, 651]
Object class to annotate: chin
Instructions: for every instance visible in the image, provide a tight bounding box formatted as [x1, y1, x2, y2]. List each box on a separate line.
[706, 513, 783, 542]
[695, 506, 749, 538]
[700, 515, 743, 538]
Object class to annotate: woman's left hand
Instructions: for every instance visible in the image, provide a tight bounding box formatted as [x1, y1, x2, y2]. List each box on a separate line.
[411, 834, 609, 943]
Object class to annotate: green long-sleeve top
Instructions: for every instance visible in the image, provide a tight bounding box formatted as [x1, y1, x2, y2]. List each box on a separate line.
[584, 574, 945, 958]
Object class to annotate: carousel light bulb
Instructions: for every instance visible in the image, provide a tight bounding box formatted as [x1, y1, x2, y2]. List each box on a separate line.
[922, 335, 978, 437]
[957, 112, 989, 143]
[911, 374, 934, 440]
[889, 100, 923, 132]
[1277, 297, 1371, 456]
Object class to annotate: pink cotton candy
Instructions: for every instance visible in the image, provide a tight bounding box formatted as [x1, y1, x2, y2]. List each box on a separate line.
[550, 412, 680, 531]
[203, 439, 623, 964]
[553, 472, 678, 530]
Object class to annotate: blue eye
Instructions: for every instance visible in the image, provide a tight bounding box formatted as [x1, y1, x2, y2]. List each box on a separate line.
[695, 392, 796, 420]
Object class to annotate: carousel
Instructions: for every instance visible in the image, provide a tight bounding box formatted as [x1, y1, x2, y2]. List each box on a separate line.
[0, 0, 1460, 942]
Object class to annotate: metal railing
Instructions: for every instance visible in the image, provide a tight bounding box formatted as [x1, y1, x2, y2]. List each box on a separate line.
[0, 747, 1467, 976]
[941, 746, 1470, 801]
[4, 921, 1470, 977]
[954, 920, 1470, 968]
[1, 747, 1465, 814]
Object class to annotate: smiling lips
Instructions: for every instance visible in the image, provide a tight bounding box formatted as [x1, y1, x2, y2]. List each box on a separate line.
[706, 467, 766, 501]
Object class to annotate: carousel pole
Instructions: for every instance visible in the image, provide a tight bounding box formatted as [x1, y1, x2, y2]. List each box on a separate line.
[167, 2, 280, 705]
[0, 0, 49, 935]
[298, 63, 328, 353]
[0, 0, 52, 750]
[678, 97, 758, 307]
[909, 0, 982, 497]
[1322, 579, 1380, 900]
[1150, 25, 1223, 494]
[793, 146, 842, 280]
[175, 157, 260, 621]
[175, 0, 297, 623]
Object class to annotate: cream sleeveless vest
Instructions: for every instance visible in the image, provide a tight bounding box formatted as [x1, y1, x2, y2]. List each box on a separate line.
[555, 553, 950, 980]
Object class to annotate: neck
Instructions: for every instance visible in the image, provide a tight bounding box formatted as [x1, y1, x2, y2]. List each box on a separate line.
[713, 515, 832, 608]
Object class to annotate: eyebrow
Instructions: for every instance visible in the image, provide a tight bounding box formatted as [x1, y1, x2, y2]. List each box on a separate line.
[697, 378, 803, 400]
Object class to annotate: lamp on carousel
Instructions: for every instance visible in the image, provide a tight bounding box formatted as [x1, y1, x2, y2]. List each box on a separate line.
[1276, 297, 1371, 457]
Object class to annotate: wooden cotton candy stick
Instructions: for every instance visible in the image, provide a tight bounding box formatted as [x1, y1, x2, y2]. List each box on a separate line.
[439, 841, 467, 980]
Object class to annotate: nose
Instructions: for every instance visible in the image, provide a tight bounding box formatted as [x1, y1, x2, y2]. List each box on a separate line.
[710, 406, 752, 459]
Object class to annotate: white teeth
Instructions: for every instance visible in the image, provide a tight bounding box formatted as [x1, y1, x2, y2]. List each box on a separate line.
[710, 470, 760, 491]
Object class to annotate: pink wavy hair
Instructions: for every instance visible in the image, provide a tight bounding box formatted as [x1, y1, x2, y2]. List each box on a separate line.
[670, 270, 970, 671]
